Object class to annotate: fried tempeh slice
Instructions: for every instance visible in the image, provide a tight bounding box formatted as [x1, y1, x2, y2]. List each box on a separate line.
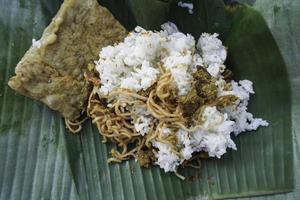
[8, 0, 127, 120]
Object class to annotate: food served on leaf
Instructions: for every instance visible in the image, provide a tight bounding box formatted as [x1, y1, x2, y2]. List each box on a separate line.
[7, 0, 269, 178]
[87, 23, 269, 176]
[8, 0, 127, 120]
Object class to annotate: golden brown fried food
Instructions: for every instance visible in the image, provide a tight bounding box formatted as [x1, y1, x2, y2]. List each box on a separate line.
[8, 0, 127, 120]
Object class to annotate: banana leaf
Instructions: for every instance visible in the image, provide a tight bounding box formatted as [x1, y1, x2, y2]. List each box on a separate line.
[233, 0, 300, 199]
[0, 0, 296, 199]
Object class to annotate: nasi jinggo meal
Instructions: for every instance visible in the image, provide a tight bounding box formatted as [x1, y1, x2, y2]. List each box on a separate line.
[8, 0, 268, 177]
[86, 24, 269, 176]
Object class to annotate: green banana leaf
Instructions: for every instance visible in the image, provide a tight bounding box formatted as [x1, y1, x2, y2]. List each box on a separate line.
[233, 0, 300, 199]
[0, 0, 297, 199]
